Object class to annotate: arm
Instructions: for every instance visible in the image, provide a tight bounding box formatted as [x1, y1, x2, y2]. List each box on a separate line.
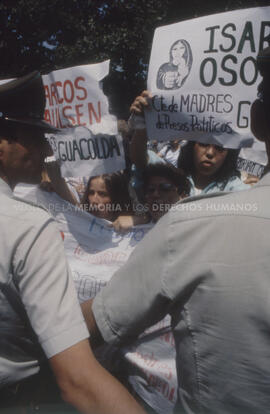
[129, 91, 151, 169]
[130, 129, 148, 169]
[110, 214, 150, 233]
[50, 339, 145, 414]
[243, 174, 260, 185]
[43, 160, 79, 206]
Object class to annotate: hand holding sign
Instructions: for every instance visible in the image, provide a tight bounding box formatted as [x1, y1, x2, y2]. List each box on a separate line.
[130, 90, 152, 115]
[128, 90, 152, 132]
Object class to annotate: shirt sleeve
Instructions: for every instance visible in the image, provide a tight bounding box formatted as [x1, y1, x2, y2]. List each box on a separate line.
[13, 217, 89, 358]
[92, 213, 172, 345]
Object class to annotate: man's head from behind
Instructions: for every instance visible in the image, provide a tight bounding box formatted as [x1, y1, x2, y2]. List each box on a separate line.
[0, 71, 57, 188]
[251, 47, 270, 162]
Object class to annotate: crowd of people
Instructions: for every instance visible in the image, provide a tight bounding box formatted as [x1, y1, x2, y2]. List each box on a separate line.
[0, 41, 270, 414]
[40, 88, 254, 231]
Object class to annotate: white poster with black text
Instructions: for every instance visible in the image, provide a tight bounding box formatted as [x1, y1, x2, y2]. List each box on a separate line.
[43, 61, 125, 177]
[146, 6, 270, 148]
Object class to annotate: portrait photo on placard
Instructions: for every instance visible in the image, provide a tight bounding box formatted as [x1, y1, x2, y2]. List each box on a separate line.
[156, 39, 193, 90]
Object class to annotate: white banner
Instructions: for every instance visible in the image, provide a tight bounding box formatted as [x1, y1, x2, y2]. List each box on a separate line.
[42, 61, 125, 177]
[122, 316, 177, 413]
[14, 185, 177, 413]
[146, 7, 270, 148]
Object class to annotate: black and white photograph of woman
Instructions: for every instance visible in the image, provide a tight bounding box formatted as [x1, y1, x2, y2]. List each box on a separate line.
[156, 39, 193, 90]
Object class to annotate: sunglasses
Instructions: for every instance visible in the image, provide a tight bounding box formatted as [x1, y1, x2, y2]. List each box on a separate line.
[145, 183, 176, 194]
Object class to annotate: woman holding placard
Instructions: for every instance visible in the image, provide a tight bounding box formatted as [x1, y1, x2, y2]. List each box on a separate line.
[177, 141, 249, 196]
[129, 90, 249, 197]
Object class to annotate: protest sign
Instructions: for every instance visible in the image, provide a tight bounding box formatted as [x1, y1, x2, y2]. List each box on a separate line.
[14, 184, 177, 414]
[237, 140, 267, 177]
[146, 6, 270, 148]
[0, 63, 126, 177]
[43, 61, 125, 177]
[237, 157, 265, 178]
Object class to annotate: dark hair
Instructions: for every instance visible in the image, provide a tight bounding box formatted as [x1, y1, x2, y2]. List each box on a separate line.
[81, 171, 132, 219]
[142, 163, 190, 197]
[177, 141, 240, 188]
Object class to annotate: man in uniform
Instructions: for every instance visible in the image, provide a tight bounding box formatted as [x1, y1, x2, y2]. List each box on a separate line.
[84, 49, 270, 414]
[0, 71, 145, 414]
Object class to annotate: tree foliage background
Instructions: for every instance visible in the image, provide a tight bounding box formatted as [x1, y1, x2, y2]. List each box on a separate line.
[0, 0, 269, 117]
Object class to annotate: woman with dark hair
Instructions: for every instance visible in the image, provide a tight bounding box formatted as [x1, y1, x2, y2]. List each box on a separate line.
[80, 172, 131, 221]
[156, 39, 193, 90]
[142, 163, 190, 222]
[129, 91, 249, 197]
[177, 141, 249, 196]
[41, 161, 149, 231]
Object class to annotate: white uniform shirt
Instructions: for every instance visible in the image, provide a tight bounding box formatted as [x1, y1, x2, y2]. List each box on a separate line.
[93, 174, 270, 413]
[0, 178, 89, 386]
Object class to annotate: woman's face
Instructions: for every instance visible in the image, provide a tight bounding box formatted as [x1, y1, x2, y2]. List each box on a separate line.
[193, 143, 228, 177]
[87, 176, 112, 220]
[144, 176, 180, 222]
[171, 42, 185, 63]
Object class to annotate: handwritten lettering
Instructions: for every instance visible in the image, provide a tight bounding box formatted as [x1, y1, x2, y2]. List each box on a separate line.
[200, 21, 270, 87]
[52, 135, 121, 162]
